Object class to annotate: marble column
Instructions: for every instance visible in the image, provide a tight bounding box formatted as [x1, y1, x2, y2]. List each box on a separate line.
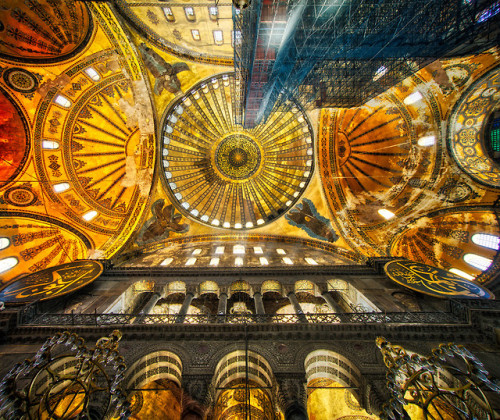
[321, 291, 343, 313]
[175, 292, 194, 323]
[217, 292, 228, 315]
[287, 291, 308, 323]
[254, 292, 265, 315]
[133, 292, 161, 324]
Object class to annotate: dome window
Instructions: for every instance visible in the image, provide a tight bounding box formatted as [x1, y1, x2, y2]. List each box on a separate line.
[161, 258, 173, 266]
[0, 257, 18, 274]
[464, 253, 492, 271]
[0, 237, 10, 250]
[449, 268, 475, 281]
[471, 233, 500, 250]
[53, 183, 70, 193]
[82, 210, 98, 221]
[54, 95, 71, 108]
[42, 140, 60, 149]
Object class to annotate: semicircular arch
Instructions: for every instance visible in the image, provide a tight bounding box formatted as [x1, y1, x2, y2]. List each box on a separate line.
[447, 65, 500, 188]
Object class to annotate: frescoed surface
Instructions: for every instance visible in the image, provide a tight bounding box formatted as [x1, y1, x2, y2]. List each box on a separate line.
[138, 199, 189, 244]
[0, 0, 497, 292]
[0, 89, 29, 188]
[390, 209, 499, 281]
[286, 198, 338, 242]
[160, 73, 314, 230]
[0, 215, 90, 284]
[0, 0, 93, 62]
[448, 66, 500, 188]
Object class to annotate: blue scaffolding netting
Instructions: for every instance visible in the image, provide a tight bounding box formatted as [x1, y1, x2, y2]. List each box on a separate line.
[233, 0, 500, 127]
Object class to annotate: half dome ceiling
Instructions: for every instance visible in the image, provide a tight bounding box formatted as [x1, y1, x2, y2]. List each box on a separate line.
[0, 0, 92, 62]
[114, 0, 234, 64]
[0, 87, 29, 189]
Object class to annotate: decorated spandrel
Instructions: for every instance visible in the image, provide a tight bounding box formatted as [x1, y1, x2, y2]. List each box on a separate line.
[384, 260, 494, 299]
[0, 260, 103, 304]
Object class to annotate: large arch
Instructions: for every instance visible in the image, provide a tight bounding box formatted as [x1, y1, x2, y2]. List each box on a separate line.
[304, 350, 377, 420]
[447, 65, 500, 188]
[211, 350, 276, 420]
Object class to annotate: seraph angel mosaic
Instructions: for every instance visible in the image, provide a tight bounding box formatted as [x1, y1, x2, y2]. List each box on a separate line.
[286, 198, 338, 242]
[138, 199, 189, 244]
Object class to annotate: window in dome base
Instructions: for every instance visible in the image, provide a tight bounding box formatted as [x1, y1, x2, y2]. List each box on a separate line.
[486, 110, 500, 162]
[464, 253, 492, 271]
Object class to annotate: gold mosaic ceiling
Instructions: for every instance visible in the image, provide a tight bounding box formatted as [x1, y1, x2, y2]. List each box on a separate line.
[161, 73, 314, 229]
[0, 0, 92, 62]
[0, 0, 499, 281]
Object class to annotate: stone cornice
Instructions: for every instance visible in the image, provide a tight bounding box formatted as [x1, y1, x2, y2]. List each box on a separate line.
[100, 264, 377, 278]
[6, 316, 495, 345]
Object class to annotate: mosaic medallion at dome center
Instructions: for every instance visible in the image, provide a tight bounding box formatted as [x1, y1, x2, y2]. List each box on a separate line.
[161, 73, 314, 229]
[215, 134, 261, 179]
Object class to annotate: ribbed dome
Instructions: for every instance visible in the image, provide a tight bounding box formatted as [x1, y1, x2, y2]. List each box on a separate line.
[160, 73, 314, 229]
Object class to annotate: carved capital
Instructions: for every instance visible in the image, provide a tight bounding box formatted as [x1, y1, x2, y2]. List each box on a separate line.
[364, 378, 389, 416]
[182, 375, 211, 408]
[275, 375, 308, 416]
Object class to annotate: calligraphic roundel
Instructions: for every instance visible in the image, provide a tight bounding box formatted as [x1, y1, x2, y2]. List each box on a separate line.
[384, 260, 494, 299]
[0, 260, 103, 304]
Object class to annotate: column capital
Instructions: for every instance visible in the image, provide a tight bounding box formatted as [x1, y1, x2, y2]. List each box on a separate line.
[186, 285, 197, 296]
[182, 375, 212, 411]
[275, 375, 308, 417]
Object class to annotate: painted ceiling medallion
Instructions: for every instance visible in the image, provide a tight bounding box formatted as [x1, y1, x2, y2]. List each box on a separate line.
[161, 73, 314, 229]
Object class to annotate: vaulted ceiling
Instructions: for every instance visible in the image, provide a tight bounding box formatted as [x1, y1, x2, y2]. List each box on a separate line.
[0, 0, 499, 286]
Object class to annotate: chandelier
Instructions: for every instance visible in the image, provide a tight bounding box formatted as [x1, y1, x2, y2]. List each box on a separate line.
[377, 336, 500, 419]
[0, 330, 131, 419]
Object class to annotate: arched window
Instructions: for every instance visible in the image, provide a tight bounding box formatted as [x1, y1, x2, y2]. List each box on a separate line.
[42, 140, 60, 149]
[485, 111, 500, 162]
[160, 257, 173, 266]
[464, 253, 492, 271]
[471, 233, 500, 250]
[449, 268, 475, 281]
[0, 257, 18, 274]
[0, 237, 10, 250]
[53, 182, 70, 193]
[233, 245, 245, 254]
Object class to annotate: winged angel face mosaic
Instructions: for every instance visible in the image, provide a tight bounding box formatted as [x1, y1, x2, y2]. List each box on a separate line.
[160, 73, 314, 230]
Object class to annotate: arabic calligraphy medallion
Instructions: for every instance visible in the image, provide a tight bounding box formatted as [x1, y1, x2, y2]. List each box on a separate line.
[384, 260, 494, 299]
[0, 260, 103, 304]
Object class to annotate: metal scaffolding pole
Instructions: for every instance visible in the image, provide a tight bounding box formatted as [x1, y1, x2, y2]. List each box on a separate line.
[234, 0, 500, 128]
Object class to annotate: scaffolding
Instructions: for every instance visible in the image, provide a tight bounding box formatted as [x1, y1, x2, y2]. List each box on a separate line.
[234, 0, 500, 127]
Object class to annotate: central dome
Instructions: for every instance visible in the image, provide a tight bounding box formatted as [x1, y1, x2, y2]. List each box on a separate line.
[160, 73, 314, 229]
